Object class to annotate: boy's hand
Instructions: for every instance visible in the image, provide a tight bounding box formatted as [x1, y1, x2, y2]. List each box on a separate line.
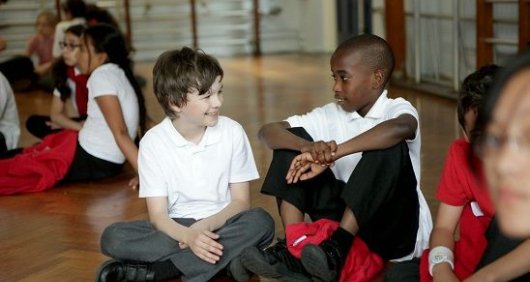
[286, 152, 329, 183]
[184, 229, 224, 264]
[301, 140, 337, 164]
[128, 176, 139, 190]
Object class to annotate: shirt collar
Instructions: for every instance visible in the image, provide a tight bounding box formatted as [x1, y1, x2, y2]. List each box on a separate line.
[345, 89, 389, 120]
[164, 117, 221, 148]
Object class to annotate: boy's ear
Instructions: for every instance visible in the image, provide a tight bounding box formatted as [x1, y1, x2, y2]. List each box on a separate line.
[169, 102, 182, 113]
[371, 69, 385, 89]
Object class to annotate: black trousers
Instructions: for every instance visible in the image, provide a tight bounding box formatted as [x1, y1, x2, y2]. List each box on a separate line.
[62, 143, 123, 182]
[25, 115, 86, 139]
[0, 56, 35, 83]
[261, 127, 419, 260]
[0, 132, 6, 154]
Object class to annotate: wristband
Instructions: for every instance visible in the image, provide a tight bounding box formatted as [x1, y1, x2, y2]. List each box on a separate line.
[428, 246, 454, 276]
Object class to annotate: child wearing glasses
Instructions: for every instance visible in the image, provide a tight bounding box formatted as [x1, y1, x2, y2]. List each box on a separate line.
[470, 51, 530, 281]
[0, 23, 145, 193]
[26, 24, 88, 139]
[387, 64, 530, 282]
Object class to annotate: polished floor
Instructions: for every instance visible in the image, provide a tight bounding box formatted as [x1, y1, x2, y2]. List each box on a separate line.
[0, 54, 459, 281]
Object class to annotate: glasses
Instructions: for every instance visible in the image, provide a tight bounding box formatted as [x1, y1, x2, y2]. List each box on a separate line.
[478, 132, 530, 158]
[59, 41, 81, 50]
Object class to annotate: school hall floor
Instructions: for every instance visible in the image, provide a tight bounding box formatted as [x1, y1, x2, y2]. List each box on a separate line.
[1, 54, 458, 282]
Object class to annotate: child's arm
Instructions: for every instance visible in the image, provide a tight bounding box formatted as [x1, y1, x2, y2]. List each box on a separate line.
[190, 181, 251, 232]
[259, 121, 337, 164]
[96, 95, 138, 172]
[258, 121, 311, 151]
[49, 95, 83, 131]
[465, 239, 530, 282]
[286, 114, 417, 183]
[34, 61, 53, 76]
[430, 203, 463, 281]
[146, 196, 224, 264]
[334, 113, 417, 159]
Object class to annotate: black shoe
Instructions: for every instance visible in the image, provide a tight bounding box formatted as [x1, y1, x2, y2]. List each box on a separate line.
[300, 239, 346, 282]
[241, 239, 311, 282]
[95, 259, 155, 282]
[227, 255, 251, 282]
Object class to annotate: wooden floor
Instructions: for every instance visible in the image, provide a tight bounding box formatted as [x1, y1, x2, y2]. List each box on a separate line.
[0, 54, 459, 281]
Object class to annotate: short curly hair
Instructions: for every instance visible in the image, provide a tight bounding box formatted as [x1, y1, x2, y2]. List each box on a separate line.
[457, 64, 500, 129]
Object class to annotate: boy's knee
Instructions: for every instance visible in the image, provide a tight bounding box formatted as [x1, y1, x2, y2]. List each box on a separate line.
[286, 127, 313, 141]
[100, 222, 128, 257]
[361, 141, 409, 164]
[246, 208, 275, 236]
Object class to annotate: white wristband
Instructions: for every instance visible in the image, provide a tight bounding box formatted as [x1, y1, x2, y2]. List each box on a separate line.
[428, 246, 454, 276]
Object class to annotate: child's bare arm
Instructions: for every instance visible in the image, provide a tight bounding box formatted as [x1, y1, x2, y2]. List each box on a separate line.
[146, 197, 224, 264]
[465, 239, 530, 282]
[335, 114, 417, 159]
[49, 95, 83, 131]
[258, 121, 312, 151]
[259, 121, 337, 163]
[96, 95, 138, 172]
[429, 203, 463, 280]
[191, 181, 251, 232]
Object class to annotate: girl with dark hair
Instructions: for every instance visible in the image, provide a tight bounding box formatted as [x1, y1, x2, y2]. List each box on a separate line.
[65, 23, 146, 184]
[0, 23, 145, 193]
[26, 24, 88, 139]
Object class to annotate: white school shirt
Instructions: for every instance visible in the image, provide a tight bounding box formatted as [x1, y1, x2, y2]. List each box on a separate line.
[138, 116, 259, 220]
[0, 72, 20, 149]
[286, 90, 432, 261]
[78, 63, 139, 163]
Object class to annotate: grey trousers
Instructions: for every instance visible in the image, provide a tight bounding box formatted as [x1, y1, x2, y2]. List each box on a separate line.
[101, 208, 275, 282]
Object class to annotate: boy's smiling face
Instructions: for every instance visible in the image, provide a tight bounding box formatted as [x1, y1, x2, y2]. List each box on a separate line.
[330, 49, 382, 116]
[172, 75, 224, 128]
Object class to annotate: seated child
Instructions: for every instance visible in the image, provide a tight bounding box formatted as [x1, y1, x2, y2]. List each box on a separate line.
[95, 47, 275, 282]
[26, 24, 88, 139]
[25, 10, 58, 87]
[241, 33, 432, 282]
[471, 51, 530, 281]
[0, 71, 19, 153]
[385, 64, 501, 282]
[0, 23, 145, 192]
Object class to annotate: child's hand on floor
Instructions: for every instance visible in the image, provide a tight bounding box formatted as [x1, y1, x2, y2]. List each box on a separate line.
[128, 175, 139, 190]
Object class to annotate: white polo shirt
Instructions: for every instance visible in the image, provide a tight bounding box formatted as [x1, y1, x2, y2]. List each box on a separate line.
[79, 63, 139, 163]
[286, 90, 432, 260]
[0, 72, 20, 150]
[138, 116, 259, 219]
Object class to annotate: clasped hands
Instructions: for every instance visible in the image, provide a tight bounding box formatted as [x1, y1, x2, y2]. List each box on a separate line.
[286, 140, 337, 183]
[179, 224, 223, 264]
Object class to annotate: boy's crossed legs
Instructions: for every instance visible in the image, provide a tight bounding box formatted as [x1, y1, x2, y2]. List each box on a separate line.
[242, 127, 420, 281]
[97, 208, 274, 282]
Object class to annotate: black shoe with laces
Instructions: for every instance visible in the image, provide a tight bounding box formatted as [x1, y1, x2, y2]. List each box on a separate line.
[300, 238, 346, 282]
[240, 239, 311, 282]
[95, 259, 155, 282]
